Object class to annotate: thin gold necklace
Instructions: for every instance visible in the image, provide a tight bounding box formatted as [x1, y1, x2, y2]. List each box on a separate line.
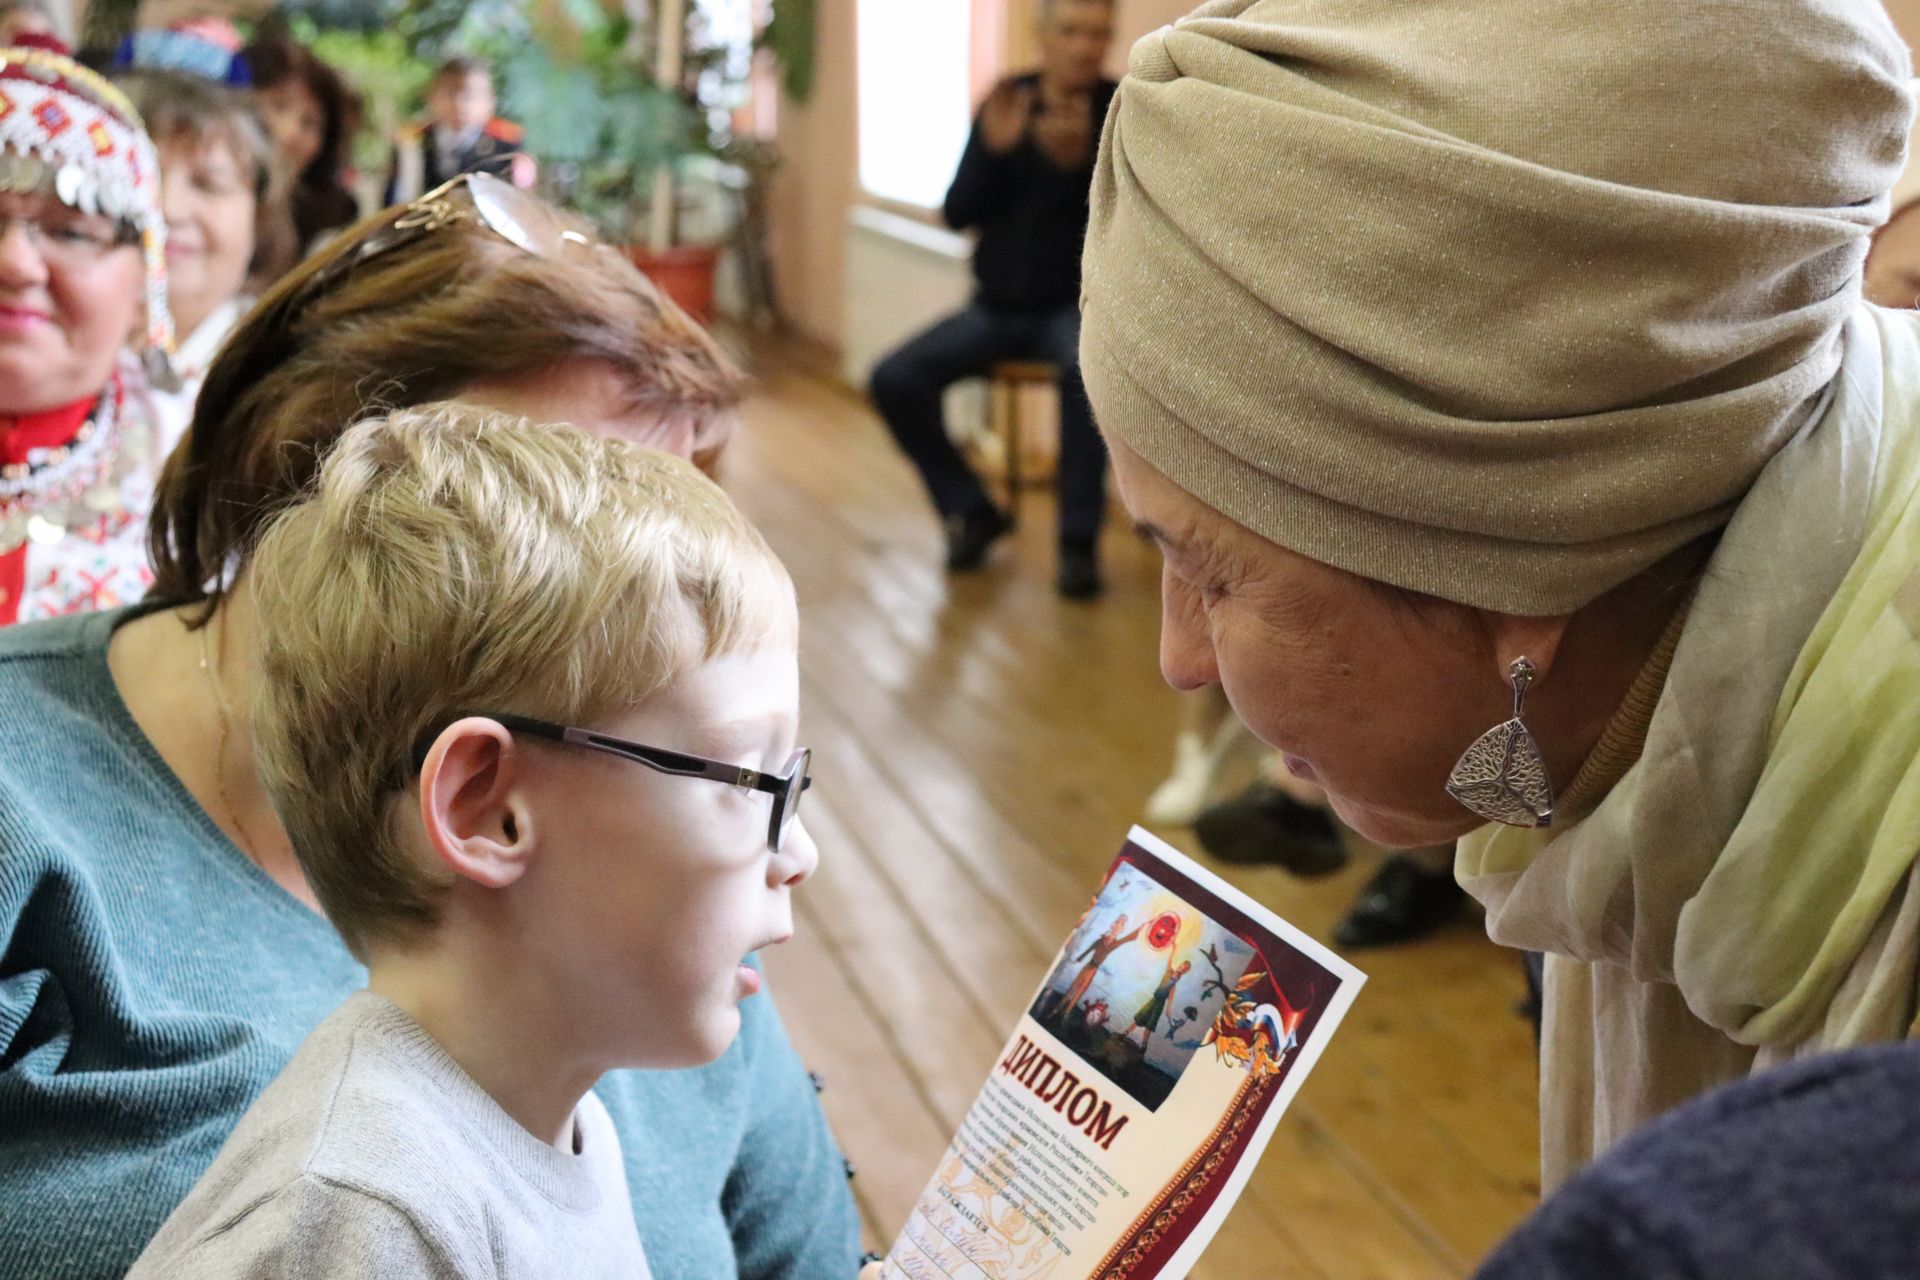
[196, 618, 263, 863]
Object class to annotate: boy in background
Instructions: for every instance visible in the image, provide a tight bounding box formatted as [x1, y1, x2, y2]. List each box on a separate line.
[129, 404, 818, 1277]
[385, 53, 532, 202]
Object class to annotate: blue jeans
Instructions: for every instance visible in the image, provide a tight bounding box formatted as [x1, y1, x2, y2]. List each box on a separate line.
[868, 303, 1108, 550]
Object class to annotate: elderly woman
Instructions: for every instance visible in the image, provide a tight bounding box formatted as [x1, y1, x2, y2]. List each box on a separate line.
[0, 175, 857, 1277]
[1082, 0, 1920, 1189]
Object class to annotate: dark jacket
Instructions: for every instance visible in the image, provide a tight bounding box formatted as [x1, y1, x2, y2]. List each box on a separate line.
[942, 73, 1119, 312]
[382, 117, 525, 206]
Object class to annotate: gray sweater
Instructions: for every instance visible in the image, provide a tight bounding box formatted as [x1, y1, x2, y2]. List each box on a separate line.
[127, 992, 652, 1279]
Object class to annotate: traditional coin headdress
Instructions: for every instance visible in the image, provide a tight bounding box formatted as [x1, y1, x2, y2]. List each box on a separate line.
[0, 34, 172, 375]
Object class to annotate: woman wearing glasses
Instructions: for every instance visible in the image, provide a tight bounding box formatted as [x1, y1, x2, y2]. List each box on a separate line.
[0, 37, 176, 625]
[0, 171, 861, 1277]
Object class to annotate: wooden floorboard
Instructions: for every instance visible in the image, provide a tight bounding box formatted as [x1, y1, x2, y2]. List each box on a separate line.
[739, 344, 1539, 1277]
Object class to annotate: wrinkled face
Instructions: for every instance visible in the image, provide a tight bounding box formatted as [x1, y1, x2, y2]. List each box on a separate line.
[159, 134, 257, 337]
[512, 643, 817, 1069]
[1107, 437, 1505, 848]
[256, 77, 326, 178]
[0, 186, 144, 414]
[430, 71, 495, 135]
[1040, 0, 1115, 93]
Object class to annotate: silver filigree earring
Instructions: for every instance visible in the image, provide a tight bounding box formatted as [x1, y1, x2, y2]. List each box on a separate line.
[1445, 657, 1554, 828]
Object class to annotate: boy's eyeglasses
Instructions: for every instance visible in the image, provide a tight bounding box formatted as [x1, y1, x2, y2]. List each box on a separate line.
[409, 712, 813, 855]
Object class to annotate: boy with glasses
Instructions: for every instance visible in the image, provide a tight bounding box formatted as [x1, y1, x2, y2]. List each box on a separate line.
[128, 402, 818, 1278]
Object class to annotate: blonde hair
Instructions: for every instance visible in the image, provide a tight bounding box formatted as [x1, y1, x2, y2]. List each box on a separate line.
[249, 402, 794, 957]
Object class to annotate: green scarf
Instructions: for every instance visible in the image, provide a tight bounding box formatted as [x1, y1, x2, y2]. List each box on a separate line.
[1460, 305, 1920, 1176]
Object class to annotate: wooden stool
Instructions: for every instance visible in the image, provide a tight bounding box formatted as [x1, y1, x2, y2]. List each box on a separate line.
[984, 360, 1058, 515]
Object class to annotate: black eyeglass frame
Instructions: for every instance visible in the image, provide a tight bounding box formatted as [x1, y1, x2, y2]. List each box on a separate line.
[410, 712, 813, 854]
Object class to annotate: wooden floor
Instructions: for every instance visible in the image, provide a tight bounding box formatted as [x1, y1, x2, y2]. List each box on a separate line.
[725, 341, 1541, 1279]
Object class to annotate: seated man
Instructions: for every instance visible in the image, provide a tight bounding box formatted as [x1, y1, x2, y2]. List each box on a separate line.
[868, 0, 1117, 599]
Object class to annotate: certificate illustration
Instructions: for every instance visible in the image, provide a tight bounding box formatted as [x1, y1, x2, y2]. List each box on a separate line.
[881, 827, 1365, 1280]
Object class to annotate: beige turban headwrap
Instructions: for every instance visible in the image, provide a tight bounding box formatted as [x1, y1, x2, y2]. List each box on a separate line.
[1082, 0, 1913, 614]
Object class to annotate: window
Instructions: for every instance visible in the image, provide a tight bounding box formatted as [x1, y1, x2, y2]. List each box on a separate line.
[856, 0, 976, 210]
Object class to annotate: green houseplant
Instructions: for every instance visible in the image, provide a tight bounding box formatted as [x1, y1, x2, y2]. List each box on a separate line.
[497, 4, 741, 323]
[498, 16, 704, 239]
[288, 0, 812, 323]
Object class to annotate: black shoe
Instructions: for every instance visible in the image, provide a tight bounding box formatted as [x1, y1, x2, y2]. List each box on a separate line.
[1056, 544, 1103, 600]
[1192, 781, 1348, 877]
[1333, 852, 1466, 949]
[943, 504, 1014, 571]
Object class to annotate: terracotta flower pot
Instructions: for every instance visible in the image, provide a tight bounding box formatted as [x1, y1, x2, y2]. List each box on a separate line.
[629, 242, 721, 327]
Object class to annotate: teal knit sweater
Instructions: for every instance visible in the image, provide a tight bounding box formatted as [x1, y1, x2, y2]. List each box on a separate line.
[0, 609, 860, 1279]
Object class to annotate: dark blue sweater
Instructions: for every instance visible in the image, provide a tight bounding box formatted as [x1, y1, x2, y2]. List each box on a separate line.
[1478, 1040, 1920, 1279]
[0, 608, 860, 1279]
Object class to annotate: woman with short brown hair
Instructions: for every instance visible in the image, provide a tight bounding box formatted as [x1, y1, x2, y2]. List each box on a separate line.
[151, 180, 740, 603]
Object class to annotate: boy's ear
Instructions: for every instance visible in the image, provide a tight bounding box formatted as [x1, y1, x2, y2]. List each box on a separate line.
[417, 718, 536, 889]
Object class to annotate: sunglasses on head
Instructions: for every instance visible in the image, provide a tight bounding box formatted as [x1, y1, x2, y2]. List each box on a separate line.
[203, 173, 596, 415]
[306, 171, 592, 300]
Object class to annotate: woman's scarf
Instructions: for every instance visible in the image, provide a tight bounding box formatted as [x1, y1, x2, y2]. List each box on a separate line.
[1460, 305, 1920, 1181]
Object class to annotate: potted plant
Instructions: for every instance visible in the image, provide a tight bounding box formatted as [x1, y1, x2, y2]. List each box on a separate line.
[494, 8, 724, 319]
[506, 0, 813, 327]
[287, 0, 813, 324]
